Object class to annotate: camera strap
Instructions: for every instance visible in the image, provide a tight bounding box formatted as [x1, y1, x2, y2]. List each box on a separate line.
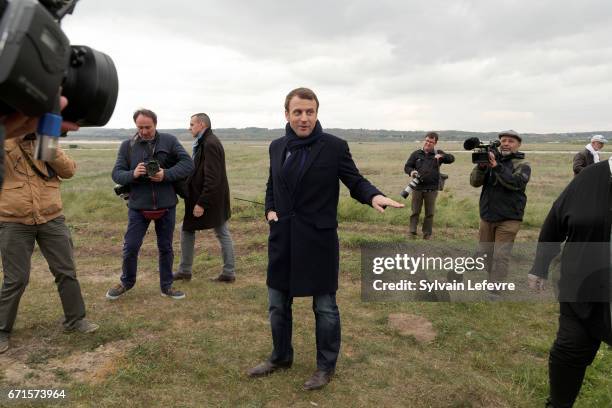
[126, 134, 157, 166]
[142, 132, 158, 161]
[17, 143, 56, 182]
[144, 139, 157, 160]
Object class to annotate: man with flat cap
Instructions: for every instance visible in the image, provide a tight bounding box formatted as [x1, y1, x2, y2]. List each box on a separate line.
[573, 134, 607, 176]
[470, 130, 531, 286]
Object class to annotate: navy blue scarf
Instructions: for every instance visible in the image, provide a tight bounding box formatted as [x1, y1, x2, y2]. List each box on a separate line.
[281, 120, 323, 196]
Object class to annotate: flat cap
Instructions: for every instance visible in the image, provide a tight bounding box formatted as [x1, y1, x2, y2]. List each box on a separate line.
[590, 134, 607, 144]
[498, 129, 521, 142]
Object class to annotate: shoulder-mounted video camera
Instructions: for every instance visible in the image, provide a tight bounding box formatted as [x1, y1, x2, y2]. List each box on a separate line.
[463, 137, 501, 164]
[0, 0, 118, 160]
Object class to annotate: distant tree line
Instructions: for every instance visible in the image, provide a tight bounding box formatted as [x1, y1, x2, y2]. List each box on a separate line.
[71, 127, 612, 143]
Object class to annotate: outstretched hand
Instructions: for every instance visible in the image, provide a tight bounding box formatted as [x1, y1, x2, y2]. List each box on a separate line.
[371, 195, 404, 213]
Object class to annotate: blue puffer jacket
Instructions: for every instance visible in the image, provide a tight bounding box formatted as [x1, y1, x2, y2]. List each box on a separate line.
[112, 132, 194, 210]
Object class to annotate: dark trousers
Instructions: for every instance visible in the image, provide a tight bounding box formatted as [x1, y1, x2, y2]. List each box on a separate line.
[121, 207, 175, 291]
[548, 303, 612, 407]
[268, 287, 341, 372]
[410, 190, 438, 237]
[0, 217, 86, 333]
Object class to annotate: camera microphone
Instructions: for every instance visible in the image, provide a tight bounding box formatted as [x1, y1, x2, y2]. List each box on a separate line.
[463, 137, 481, 150]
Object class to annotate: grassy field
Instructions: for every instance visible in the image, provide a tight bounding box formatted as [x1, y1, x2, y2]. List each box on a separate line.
[0, 140, 610, 407]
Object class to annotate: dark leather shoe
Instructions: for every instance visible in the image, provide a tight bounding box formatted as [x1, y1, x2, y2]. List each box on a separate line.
[247, 361, 291, 377]
[173, 272, 192, 281]
[303, 369, 334, 390]
[304, 369, 334, 391]
[210, 274, 235, 283]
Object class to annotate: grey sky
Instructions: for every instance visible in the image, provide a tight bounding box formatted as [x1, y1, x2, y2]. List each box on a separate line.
[62, 0, 612, 132]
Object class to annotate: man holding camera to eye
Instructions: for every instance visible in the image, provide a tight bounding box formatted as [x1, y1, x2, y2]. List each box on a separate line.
[107, 109, 193, 301]
[469, 130, 531, 287]
[0, 131, 98, 354]
[404, 131, 455, 240]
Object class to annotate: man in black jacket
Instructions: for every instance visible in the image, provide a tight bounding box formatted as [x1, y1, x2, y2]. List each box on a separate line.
[404, 132, 455, 239]
[173, 113, 235, 283]
[247, 88, 403, 390]
[528, 161, 611, 408]
[107, 109, 194, 300]
[470, 130, 530, 284]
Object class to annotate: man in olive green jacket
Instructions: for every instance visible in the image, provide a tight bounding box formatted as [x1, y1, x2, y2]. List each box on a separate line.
[0, 134, 98, 354]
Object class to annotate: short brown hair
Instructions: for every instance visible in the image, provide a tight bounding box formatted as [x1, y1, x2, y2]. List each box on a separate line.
[284, 87, 319, 112]
[133, 108, 157, 125]
[425, 131, 439, 142]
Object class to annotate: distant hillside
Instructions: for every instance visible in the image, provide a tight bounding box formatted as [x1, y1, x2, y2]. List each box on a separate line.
[70, 127, 612, 143]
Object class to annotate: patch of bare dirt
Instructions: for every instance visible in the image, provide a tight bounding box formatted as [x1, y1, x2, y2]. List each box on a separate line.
[0, 339, 132, 386]
[387, 313, 437, 344]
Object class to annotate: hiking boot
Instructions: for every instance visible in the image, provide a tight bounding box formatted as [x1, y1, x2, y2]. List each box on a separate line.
[161, 287, 185, 300]
[173, 272, 192, 281]
[0, 332, 9, 354]
[106, 283, 129, 300]
[66, 319, 99, 334]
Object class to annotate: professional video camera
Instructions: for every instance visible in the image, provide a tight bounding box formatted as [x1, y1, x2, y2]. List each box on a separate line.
[0, 0, 119, 161]
[463, 137, 501, 164]
[400, 172, 422, 199]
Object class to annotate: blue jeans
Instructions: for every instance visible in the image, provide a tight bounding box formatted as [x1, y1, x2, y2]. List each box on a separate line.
[121, 207, 175, 291]
[268, 287, 341, 371]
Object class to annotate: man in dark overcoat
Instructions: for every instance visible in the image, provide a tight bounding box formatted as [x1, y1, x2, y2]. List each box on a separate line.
[247, 87, 403, 390]
[173, 113, 235, 282]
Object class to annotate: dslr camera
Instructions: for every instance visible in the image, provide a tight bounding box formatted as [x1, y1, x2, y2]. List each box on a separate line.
[0, 0, 118, 160]
[145, 159, 160, 178]
[400, 172, 422, 199]
[463, 137, 501, 164]
[113, 184, 130, 200]
[114, 160, 161, 201]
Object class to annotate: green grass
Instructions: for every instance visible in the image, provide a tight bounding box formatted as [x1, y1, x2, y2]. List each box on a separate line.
[0, 141, 610, 407]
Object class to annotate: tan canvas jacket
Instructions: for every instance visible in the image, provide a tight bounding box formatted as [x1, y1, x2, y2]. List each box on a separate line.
[0, 138, 76, 225]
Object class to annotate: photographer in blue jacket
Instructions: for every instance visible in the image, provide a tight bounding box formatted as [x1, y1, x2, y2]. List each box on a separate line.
[107, 108, 193, 300]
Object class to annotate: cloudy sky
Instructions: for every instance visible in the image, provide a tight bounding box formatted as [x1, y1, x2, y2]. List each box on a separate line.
[62, 0, 612, 133]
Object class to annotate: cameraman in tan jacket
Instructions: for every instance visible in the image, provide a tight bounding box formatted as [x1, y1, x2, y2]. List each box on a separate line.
[0, 134, 98, 354]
